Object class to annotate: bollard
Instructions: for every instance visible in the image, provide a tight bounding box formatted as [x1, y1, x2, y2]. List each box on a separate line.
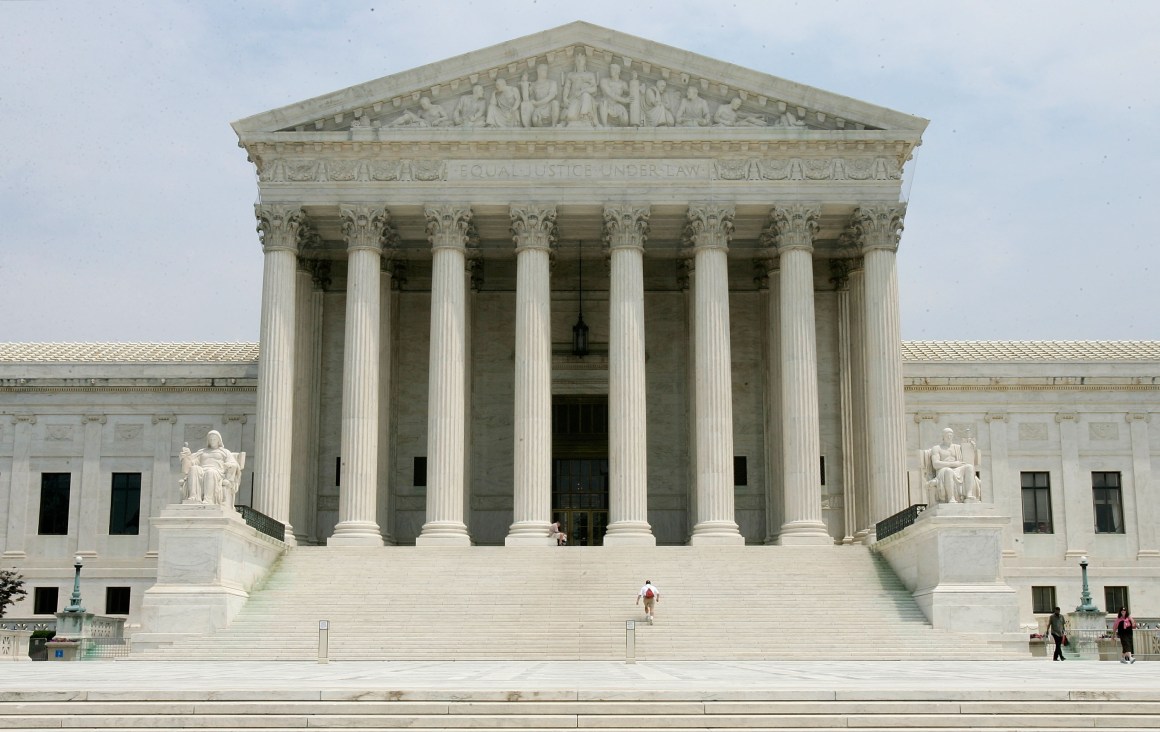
[318, 620, 329, 664]
[625, 620, 636, 664]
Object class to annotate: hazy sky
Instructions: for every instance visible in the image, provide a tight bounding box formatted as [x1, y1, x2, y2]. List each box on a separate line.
[2, 1, 1157, 343]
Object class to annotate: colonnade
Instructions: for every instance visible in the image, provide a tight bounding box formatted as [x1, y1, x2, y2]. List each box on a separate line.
[251, 201, 908, 547]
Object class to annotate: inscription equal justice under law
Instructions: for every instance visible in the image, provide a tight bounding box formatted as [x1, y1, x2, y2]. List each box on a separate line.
[453, 159, 708, 180]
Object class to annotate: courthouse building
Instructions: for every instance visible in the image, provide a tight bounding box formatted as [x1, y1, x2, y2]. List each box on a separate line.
[1, 23, 1157, 634]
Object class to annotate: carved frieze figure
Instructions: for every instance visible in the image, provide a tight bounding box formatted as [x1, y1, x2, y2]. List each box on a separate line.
[520, 64, 560, 127]
[560, 53, 600, 127]
[928, 428, 981, 503]
[642, 79, 675, 127]
[598, 63, 635, 126]
[390, 96, 451, 127]
[775, 108, 807, 128]
[486, 78, 522, 127]
[714, 97, 767, 127]
[179, 430, 241, 509]
[453, 85, 488, 127]
[675, 86, 712, 127]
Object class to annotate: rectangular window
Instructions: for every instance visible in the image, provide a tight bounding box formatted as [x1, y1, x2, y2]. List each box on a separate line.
[1031, 586, 1057, 614]
[733, 456, 747, 487]
[33, 587, 59, 615]
[105, 587, 131, 615]
[109, 473, 141, 535]
[1105, 586, 1130, 615]
[820, 456, 826, 486]
[37, 473, 71, 535]
[414, 457, 427, 487]
[1092, 471, 1124, 534]
[1020, 472, 1052, 533]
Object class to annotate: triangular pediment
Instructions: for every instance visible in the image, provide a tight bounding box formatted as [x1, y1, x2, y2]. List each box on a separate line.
[233, 22, 927, 139]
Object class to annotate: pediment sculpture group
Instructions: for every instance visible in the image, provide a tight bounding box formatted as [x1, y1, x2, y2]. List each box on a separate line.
[380, 54, 807, 130]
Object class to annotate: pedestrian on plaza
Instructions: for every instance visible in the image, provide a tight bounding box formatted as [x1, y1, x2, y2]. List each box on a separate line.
[636, 580, 660, 624]
[1048, 607, 1067, 661]
[1114, 607, 1137, 663]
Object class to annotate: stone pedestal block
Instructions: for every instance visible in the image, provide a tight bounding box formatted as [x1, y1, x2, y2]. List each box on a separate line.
[133, 504, 285, 651]
[873, 503, 1024, 652]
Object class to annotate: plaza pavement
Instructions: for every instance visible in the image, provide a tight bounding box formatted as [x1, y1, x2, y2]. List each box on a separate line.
[1, 660, 1158, 698]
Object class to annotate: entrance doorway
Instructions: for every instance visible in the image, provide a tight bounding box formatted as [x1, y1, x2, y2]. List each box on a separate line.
[552, 396, 609, 546]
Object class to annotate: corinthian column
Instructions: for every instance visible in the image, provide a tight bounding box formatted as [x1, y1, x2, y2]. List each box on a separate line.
[765, 205, 830, 545]
[329, 205, 388, 546]
[417, 205, 473, 546]
[603, 205, 656, 546]
[685, 204, 744, 545]
[851, 204, 908, 535]
[505, 205, 557, 546]
[253, 204, 303, 543]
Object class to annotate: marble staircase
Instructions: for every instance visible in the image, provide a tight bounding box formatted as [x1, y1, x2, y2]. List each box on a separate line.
[130, 545, 1022, 661]
[6, 692, 1160, 731]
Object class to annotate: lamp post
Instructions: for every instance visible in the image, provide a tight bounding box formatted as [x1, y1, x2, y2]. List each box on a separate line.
[1076, 555, 1099, 613]
[63, 554, 86, 614]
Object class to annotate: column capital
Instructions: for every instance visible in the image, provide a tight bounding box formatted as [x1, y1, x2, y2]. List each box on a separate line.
[602, 205, 651, 251]
[510, 205, 558, 253]
[339, 205, 391, 253]
[1127, 412, 1152, 423]
[82, 414, 107, 425]
[1055, 411, 1079, 423]
[985, 412, 1010, 423]
[849, 204, 907, 253]
[828, 257, 852, 290]
[425, 205, 475, 251]
[914, 411, 939, 424]
[11, 414, 36, 425]
[255, 204, 305, 254]
[683, 204, 735, 251]
[761, 204, 821, 253]
[152, 414, 177, 425]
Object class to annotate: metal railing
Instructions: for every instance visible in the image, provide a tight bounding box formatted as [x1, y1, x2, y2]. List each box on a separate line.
[875, 503, 928, 541]
[238, 505, 286, 542]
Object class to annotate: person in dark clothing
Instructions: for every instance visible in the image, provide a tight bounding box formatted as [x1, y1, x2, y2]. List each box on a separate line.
[1048, 607, 1067, 660]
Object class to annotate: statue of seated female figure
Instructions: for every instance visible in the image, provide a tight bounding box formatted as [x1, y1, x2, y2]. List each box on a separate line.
[928, 428, 981, 503]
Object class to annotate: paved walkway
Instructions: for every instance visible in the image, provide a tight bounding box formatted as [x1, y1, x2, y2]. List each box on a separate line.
[1, 660, 1158, 698]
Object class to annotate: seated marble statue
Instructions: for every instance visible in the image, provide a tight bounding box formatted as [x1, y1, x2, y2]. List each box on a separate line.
[179, 430, 241, 508]
[927, 428, 981, 503]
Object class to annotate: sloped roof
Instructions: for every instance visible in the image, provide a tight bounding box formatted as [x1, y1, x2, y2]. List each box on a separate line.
[902, 341, 1160, 362]
[0, 343, 259, 363]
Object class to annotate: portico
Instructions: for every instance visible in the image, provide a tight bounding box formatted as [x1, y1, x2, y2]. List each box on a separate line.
[233, 22, 925, 547]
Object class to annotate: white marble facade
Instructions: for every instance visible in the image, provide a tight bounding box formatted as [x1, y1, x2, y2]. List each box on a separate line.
[0, 24, 1157, 632]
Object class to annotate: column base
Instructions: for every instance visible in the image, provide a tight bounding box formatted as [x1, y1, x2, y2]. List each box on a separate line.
[603, 521, 657, 547]
[777, 520, 833, 546]
[416, 521, 471, 546]
[282, 522, 299, 547]
[327, 520, 385, 547]
[689, 520, 744, 546]
[505, 520, 553, 546]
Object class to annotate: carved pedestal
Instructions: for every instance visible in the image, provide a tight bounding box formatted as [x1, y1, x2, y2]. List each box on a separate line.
[873, 502, 1025, 653]
[132, 504, 285, 652]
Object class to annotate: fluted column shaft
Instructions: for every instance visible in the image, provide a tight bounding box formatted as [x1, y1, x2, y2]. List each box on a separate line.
[762, 262, 783, 544]
[253, 204, 302, 542]
[507, 205, 556, 546]
[418, 205, 473, 545]
[686, 205, 744, 545]
[769, 206, 830, 545]
[848, 265, 872, 541]
[291, 261, 317, 544]
[330, 205, 387, 546]
[833, 261, 856, 544]
[1, 416, 35, 559]
[603, 205, 655, 546]
[377, 264, 396, 545]
[853, 205, 908, 534]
